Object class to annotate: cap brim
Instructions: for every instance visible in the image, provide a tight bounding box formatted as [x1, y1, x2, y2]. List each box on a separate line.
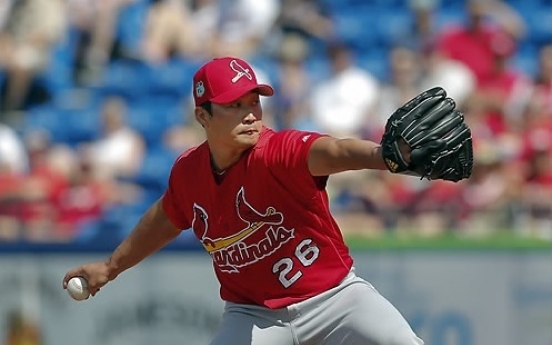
[210, 84, 274, 104]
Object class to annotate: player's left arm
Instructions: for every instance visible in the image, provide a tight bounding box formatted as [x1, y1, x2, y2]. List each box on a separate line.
[307, 136, 410, 176]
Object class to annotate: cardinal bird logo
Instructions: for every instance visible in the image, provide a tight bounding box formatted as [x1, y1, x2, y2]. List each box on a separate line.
[230, 60, 253, 83]
[192, 187, 294, 273]
[236, 188, 283, 226]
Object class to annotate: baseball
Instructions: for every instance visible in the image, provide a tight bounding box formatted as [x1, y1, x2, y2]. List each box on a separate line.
[67, 277, 90, 301]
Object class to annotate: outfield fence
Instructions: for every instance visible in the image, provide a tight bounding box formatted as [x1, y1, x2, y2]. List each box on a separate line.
[0, 248, 550, 345]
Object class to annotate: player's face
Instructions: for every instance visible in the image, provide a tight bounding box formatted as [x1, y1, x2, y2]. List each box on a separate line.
[207, 91, 263, 149]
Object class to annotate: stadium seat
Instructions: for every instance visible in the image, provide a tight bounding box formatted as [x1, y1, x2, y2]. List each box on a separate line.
[526, 9, 552, 44]
[506, 1, 551, 44]
[331, 7, 381, 51]
[85, 204, 146, 243]
[436, 6, 467, 31]
[304, 56, 332, 84]
[373, 9, 414, 48]
[22, 105, 68, 143]
[126, 95, 185, 146]
[116, 0, 149, 57]
[35, 54, 74, 96]
[100, 61, 149, 98]
[129, 146, 177, 195]
[0, 71, 4, 97]
[35, 28, 79, 95]
[63, 106, 102, 144]
[511, 43, 539, 78]
[142, 58, 197, 97]
[356, 48, 390, 82]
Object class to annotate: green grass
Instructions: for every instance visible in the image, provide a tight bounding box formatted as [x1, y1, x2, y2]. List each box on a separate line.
[345, 232, 552, 250]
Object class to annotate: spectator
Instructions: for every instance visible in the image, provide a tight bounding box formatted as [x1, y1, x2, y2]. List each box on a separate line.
[162, 122, 205, 155]
[85, 96, 145, 180]
[402, 0, 477, 109]
[532, 43, 552, 115]
[0, 0, 67, 115]
[68, 0, 136, 84]
[373, 45, 423, 140]
[139, 0, 199, 64]
[419, 41, 477, 109]
[187, 0, 282, 61]
[276, 0, 333, 41]
[437, 0, 526, 86]
[18, 130, 73, 242]
[466, 31, 533, 136]
[161, 97, 205, 154]
[266, 0, 334, 57]
[309, 42, 379, 139]
[404, 179, 465, 237]
[209, 0, 280, 58]
[186, 0, 219, 58]
[0, 0, 13, 30]
[459, 139, 520, 235]
[0, 123, 28, 240]
[0, 123, 29, 174]
[271, 33, 313, 130]
[56, 145, 143, 241]
[512, 90, 552, 237]
[54, 152, 107, 241]
[0, 163, 25, 241]
[330, 170, 419, 238]
[520, 147, 552, 239]
[15, 129, 142, 242]
[404, 0, 440, 51]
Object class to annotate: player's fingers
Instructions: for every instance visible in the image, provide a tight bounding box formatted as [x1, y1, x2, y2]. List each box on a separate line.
[398, 138, 412, 163]
[63, 262, 109, 294]
[62, 269, 82, 289]
[62, 267, 90, 289]
[86, 274, 109, 295]
[90, 288, 100, 297]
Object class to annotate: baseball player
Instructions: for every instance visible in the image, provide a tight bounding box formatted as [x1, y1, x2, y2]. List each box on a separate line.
[62, 57, 455, 345]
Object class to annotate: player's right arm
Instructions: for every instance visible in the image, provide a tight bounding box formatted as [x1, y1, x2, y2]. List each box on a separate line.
[62, 199, 182, 296]
[105, 198, 181, 279]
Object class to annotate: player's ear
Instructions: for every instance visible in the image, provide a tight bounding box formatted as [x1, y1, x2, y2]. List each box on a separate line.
[195, 107, 209, 128]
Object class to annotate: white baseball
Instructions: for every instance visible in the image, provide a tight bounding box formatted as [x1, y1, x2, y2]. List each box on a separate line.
[67, 277, 90, 301]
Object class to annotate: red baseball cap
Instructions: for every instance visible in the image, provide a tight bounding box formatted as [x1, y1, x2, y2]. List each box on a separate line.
[192, 57, 274, 106]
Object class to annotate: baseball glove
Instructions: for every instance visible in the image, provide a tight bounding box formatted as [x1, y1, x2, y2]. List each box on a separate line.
[380, 87, 473, 182]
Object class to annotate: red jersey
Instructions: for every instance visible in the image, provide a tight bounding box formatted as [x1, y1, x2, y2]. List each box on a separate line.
[438, 24, 505, 85]
[162, 128, 353, 309]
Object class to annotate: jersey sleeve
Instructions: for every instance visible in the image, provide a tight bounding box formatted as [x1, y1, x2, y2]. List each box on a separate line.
[161, 157, 191, 230]
[264, 130, 328, 191]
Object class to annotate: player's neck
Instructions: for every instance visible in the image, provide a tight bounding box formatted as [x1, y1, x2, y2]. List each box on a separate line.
[211, 160, 227, 176]
[210, 151, 239, 175]
[210, 151, 242, 184]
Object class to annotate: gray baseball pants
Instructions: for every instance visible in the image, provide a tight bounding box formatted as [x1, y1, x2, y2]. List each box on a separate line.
[209, 269, 424, 345]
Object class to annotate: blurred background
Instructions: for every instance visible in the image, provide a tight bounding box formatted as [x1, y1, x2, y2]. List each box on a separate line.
[0, 0, 551, 344]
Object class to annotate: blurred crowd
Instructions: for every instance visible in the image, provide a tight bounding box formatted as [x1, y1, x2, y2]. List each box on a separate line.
[0, 0, 551, 244]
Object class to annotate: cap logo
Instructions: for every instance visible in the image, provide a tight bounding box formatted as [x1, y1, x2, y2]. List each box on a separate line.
[230, 60, 252, 83]
[195, 81, 205, 97]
